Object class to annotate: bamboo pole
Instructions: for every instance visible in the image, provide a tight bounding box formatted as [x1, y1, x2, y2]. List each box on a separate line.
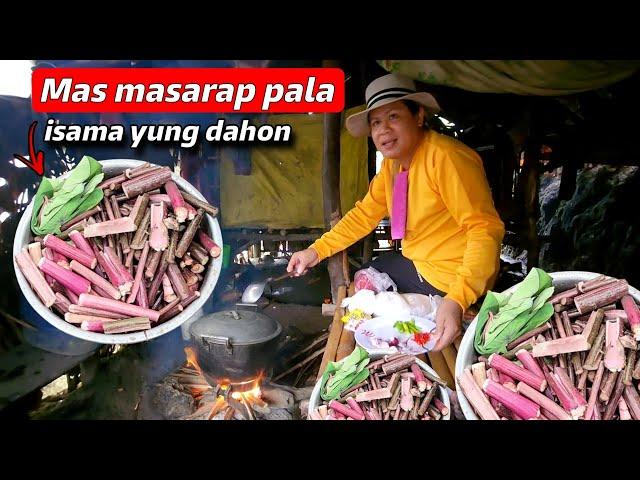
[316, 285, 347, 380]
[322, 59, 347, 304]
[335, 282, 357, 361]
[441, 344, 458, 381]
[336, 327, 355, 362]
[427, 350, 454, 388]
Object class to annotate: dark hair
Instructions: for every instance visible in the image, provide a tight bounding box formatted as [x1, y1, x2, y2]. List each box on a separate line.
[402, 100, 430, 130]
[366, 99, 430, 130]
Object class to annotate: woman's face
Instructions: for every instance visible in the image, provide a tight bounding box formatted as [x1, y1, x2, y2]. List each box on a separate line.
[369, 101, 425, 162]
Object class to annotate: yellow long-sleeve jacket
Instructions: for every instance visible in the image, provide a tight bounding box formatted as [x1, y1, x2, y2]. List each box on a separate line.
[310, 130, 505, 311]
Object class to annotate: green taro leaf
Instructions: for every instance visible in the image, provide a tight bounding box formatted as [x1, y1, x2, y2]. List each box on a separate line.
[320, 346, 370, 401]
[474, 268, 556, 356]
[30, 156, 104, 236]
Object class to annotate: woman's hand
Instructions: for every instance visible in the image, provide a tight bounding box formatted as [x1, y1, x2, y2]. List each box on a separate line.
[287, 248, 319, 276]
[432, 298, 462, 351]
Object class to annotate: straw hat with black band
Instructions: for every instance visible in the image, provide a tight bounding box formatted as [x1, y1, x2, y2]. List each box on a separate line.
[346, 73, 442, 138]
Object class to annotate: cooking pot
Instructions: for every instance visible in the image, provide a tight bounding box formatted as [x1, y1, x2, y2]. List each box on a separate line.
[189, 308, 282, 386]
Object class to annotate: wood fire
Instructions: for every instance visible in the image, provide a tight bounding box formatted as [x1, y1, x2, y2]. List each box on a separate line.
[172, 347, 273, 420]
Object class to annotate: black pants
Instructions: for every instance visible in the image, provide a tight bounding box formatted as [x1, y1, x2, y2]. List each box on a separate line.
[363, 252, 447, 296]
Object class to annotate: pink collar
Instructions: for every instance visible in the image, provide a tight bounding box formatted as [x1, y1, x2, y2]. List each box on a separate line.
[391, 170, 409, 240]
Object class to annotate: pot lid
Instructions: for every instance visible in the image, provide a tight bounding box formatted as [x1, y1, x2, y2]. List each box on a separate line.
[189, 310, 282, 346]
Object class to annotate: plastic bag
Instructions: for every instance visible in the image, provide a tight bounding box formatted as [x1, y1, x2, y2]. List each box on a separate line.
[372, 291, 412, 317]
[354, 267, 397, 293]
[403, 293, 443, 318]
[341, 289, 377, 315]
[341, 290, 443, 332]
[354, 291, 443, 319]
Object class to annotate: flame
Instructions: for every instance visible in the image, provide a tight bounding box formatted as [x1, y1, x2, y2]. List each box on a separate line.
[230, 373, 264, 400]
[248, 371, 264, 398]
[248, 385, 262, 398]
[231, 384, 262, 401]
[178, 350, 273, 419]
[184, 346, 202, 374]
[183, 348, 265, 400]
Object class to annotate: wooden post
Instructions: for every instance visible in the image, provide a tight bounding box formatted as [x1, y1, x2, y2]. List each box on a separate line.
[322, 59, 347, 304]
[361, 136, 378, 266]
[497, 133, 518, 220]
[522, 141, 541, 269]
[558, 143, 579, 201]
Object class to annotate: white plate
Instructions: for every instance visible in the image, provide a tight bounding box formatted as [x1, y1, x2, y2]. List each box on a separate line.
[354, 314, 437, 356]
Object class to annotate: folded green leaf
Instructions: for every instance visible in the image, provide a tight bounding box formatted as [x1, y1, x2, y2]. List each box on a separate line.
[487, 298, 534, 335]
[487, 301, 536, 353]
[79, 172, 104, 199]
[520, 302, 555, 336]
[475, 293, 500, 346]
[493, 290, 510, 308]
[474, 268, 555, 355]
[70, 188, 103, 219]
[30, 156, 103, 236]
[34, 184, 85, 236]
[531, 286, 554, 313]
[30, 178, 57, 235]
[40, 184, 85, 222]
[320, 346, 370, 401]
[62, 156, 99, 190]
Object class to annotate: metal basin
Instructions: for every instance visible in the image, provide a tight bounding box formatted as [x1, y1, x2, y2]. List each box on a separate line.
[455, 270, 640, 420]
[308, 355, 451, 420]
[12, 159, 223, 345]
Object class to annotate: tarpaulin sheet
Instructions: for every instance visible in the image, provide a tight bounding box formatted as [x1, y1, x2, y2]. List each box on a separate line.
[379, 60, 640, 95]
[220, 107, 368, 228]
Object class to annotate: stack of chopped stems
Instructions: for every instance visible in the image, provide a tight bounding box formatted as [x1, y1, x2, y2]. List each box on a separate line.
[309, 354, 449, 420]
[459, 275, 640, 420]
[15, 162, 222, 335]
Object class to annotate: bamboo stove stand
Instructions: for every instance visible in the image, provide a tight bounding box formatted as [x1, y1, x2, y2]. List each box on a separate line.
[316, 284, 350, 381]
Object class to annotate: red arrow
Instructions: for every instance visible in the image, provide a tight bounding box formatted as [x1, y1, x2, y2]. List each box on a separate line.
[13, 121, 45, 176]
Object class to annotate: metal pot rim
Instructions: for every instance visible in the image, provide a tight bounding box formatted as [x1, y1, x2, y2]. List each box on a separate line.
[189, 309, 283, 346]
[191, 320, 283, 347]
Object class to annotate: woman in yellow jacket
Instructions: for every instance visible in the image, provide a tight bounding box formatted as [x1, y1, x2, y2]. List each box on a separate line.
[288, 73, 505, 353]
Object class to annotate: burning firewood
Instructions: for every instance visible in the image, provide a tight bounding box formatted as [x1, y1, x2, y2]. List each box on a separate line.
[168, 348, 303, 420]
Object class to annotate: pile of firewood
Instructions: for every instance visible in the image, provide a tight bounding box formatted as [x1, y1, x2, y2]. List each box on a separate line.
[166, 364, 268, 420]
[309, 353, 449, 420]
[459, 274, 640, 420]
[272, 331, 328, 387]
